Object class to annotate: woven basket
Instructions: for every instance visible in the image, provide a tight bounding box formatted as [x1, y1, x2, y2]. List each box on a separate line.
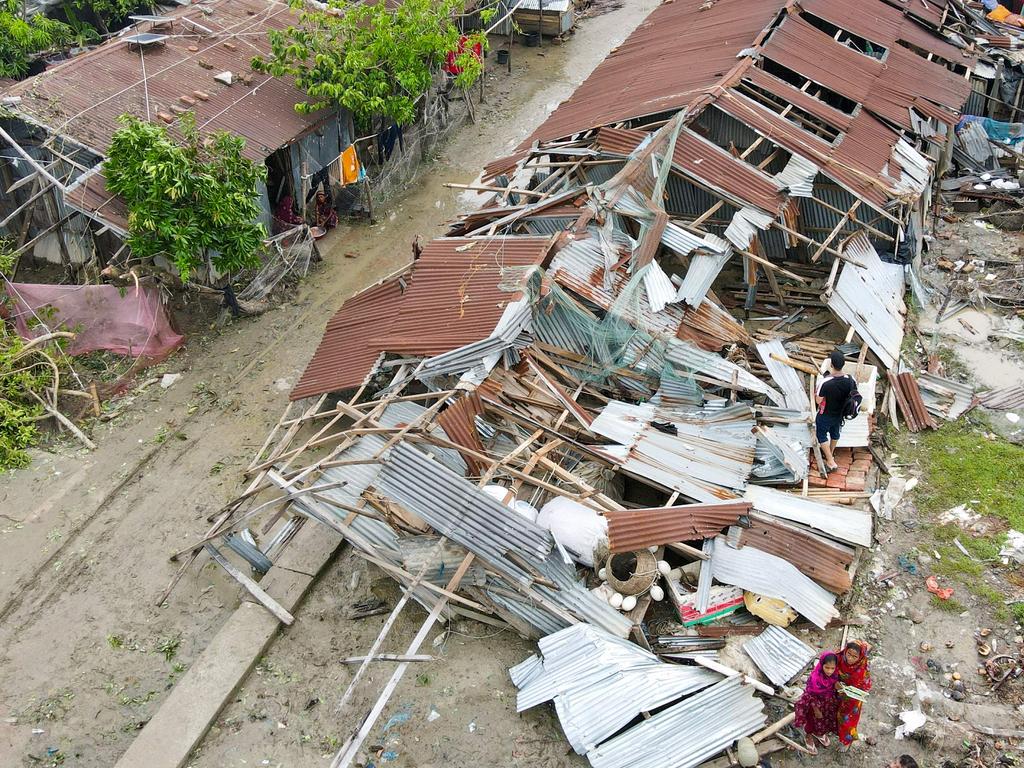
[604, 550, 658, 596]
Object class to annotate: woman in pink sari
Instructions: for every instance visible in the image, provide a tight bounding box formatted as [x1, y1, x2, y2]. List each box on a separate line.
[794, 651, 840, 753]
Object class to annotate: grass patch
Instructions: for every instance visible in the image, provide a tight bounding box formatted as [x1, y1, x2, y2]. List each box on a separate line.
[899, 424, 1024, 527]
[930, 594, 966, 613]
[1013, 604, 1024, 624]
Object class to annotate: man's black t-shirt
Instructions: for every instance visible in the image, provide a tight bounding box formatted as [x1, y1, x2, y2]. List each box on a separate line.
[818, 375, 855, 417]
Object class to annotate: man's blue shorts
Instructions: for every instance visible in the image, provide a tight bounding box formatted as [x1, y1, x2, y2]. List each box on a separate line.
[815, 413, 843, 443]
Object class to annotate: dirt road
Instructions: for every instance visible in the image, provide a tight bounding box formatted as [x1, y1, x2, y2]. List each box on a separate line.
[0, 4, 658, 765]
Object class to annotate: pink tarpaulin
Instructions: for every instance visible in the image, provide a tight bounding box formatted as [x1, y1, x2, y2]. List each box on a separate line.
[4, 282, 184, 358]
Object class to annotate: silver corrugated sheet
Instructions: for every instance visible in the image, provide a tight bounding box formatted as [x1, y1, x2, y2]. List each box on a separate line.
[376, 443, 553, 586]
[755, 425, 808, 482]
[642, 260, 677, 313]
[724, 206, 774, 250]
[513, 624, 721, 755]
[671, 230, 734, 308]
[743, 625, 817, 687]
[773, 154, 818, 198]
[918, 372, 975, 420]
[591, 400, 755, 493]
[743, 484, 873, 548]
[396, 535, 487, 587]
[665, 337, 784, 403]
[755, 339, 811, 412]
[586, 675, 766, 768]
[708, 537, 839, 629]
[509, 653, 544, 688]
[828, 234, 906, 370]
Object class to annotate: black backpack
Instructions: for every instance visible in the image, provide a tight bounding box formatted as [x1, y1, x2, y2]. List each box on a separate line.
[842, 377, 863, 421]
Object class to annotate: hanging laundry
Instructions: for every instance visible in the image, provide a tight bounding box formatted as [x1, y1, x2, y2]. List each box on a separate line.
[341, 145, 361, 185]
[378, 123, 405, 163]
[444, 35, 482, 76]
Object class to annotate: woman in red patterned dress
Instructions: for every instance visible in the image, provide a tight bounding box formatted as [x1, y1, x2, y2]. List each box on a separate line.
[836, 640, 872, 752]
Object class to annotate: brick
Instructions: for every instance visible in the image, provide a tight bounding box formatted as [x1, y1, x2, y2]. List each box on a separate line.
[847, 470, 867, 482]
[845, 476, 867, 492]
[851, 460, 872, 472]
[826, 475, 847, 489]
[831, 465, 849, 476]
[808, 475, 829, 488]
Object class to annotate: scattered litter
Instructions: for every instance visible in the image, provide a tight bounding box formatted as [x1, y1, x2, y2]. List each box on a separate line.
[1000, 530, 1024, 565]
[160, 373, 182, 389]
[926, 576, 954, 600]
[895, 709, 927, 740]
[427, 707, 441, 722]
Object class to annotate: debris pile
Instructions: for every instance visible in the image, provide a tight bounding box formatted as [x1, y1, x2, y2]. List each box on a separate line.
[168, 0, 1024, 766]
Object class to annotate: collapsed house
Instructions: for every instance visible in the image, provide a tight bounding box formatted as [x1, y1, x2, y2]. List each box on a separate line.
[168, 1, 1002, 766]
[0, 0, 356, 273]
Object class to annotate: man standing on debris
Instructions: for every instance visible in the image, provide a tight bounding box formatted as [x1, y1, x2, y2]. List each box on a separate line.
[815, 351, 856, 473]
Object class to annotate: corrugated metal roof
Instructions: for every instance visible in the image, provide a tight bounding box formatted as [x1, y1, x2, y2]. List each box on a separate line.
[586, 675, 766, 768]
[742, 625, 817, 687]
[917, 372, 976, 420]
[6, 0, 333, 159]
[521, 0, 786, 147]
[708, 536, 839, 629]
[594, 126, 786, 215]
[756, 339, 811, 412]
[512, 624, 722, 755]
[729, 512, 854, 594]
[375, 442, 553, 586]
[605, 501, 750, 552]
[63, 168, 129, 234]
[827, 233, 906, 370]
[743, 484, 873, 547]
[591, 400, 756, 494]
[292, 236, 552, 399]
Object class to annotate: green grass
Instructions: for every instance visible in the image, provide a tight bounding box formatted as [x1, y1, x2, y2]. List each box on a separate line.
[1013, 604, 1024, 624]
[930, 594, 967, 613]
[900, 424, 1024, 528]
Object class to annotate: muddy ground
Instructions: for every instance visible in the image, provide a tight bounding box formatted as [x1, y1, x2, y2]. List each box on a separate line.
[3, 3, 1024, 767]
[0, 2, 659, 766]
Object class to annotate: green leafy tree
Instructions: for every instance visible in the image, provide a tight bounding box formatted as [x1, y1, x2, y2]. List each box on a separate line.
[252, 0, 486, 127]
[105, 113, 269, 282]
[65, 0, 141, 40]
[0, 0, 73, 78]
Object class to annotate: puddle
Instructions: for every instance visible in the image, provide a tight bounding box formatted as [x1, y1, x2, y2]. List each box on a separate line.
[919, 307, 1024, 389]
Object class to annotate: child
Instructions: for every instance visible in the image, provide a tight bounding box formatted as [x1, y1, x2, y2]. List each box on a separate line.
[837, 640, 872, 752]
[794, 651, 841, 753]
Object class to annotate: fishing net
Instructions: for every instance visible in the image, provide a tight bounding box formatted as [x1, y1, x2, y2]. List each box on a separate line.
[236, 226, 319, 304]
[506, 264, 703, 401]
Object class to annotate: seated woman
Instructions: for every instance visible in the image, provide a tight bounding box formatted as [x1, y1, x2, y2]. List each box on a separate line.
[315, 188, 338, 231]
[272, 195, 304, 234]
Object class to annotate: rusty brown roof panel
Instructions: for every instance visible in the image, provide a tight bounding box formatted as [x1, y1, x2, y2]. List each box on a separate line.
[520, 0, 787, 147]
[799, 0, 965, 64]
[6, 0, 330, 159]
[436, 392, 487, 475]
[762, 15, 875, 106]
[605, 501, 751, 553]
[291, 276, 408, 400]
[714, 92, 890, 209]
[732, 513, 853, 594]
[863, 44, 968, 129]
[879, 0, 947, 29]
[291, 236, 553, 400]
[739, 67, 854, 133]
[677, 300, 752, 350]
[64, 171, 129, 232]
[762, 14, 969, 133]
[594, 127, 786, 215]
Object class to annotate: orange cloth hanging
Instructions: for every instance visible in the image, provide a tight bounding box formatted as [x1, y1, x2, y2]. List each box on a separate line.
[340, 145, 360, 185]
